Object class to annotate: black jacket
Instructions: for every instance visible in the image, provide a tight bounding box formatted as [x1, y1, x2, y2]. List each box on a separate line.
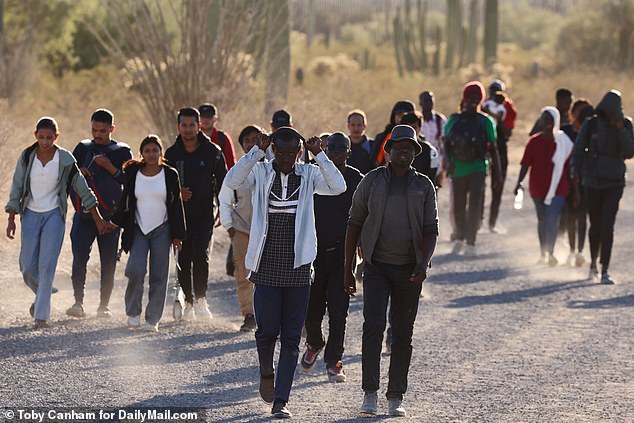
[164, 132, 227, 220]
[112, 163, 186, 253]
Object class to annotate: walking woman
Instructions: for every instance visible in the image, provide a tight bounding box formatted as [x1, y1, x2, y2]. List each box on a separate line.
[514, 107, 574, 266]
[571, 90, 634, 284]
[5, 117, 111, 328]
[561, 99, 593, 267]
[112, 135, 186, 332]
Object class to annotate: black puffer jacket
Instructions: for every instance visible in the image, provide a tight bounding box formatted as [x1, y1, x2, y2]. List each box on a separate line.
[112, 163, 186, 253]
[572, 90, 634, 189]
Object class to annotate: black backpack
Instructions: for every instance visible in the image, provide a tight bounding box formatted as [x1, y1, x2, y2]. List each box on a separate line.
[445, 113, 487, 162]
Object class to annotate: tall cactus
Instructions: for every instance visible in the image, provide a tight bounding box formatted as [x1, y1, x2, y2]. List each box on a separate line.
[445, 0, 462, 70]
[433, 25, 442, 76]
[264, 0, 290, 116]
[483, 0, 498, 66]
[401, 1, 417, 72]
[417, 0, 428, 70]
[466, 0, 479, 64]
[393, 9, 405, 77]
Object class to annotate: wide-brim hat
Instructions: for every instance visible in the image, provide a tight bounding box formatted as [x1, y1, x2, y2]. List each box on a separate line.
[383, 124, 422, 156]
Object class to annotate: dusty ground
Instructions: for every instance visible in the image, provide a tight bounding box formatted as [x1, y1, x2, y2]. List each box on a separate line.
[0, 160, 633, 422]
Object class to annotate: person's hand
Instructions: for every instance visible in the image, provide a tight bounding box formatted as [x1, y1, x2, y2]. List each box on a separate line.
[410, 262, 428, 284]
[95, 219, 112, 235]
[304, 136, 322, 156]
[227, 227, 236, 239]
[181, 187, 192, 202]
[344, 269, 357, 297]
[6, 219, 16, 239]
[172, 239, 182, 251]
[80, 167, 92, 177]
[94, 154, 114, 171]
[513, 183, 522, 196]
[257, 132, 271, 152]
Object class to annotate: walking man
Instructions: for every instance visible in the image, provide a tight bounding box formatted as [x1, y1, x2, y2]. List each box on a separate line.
[347, 109, 374, 174]
[444, 81, 502, 255]
[345, 124, 438, 417]
[300, 132, 363, 382]
[199, 103, 237, 170]
[67, 109, 132, 318]
[223, 127, 345, 418]
[165, 107, 227, 321]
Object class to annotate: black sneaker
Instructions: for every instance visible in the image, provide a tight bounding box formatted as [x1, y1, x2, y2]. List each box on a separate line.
[240, 313, 256, 332]
[300, 344, 323, 370]
[259, 373, 275, 404]
[272, 400, 291, 419]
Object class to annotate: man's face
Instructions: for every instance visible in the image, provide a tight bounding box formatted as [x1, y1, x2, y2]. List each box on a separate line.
[326, 141, 350, 168]
[91, 121, 114, 144]
[178, 116, 200, 142]
[557, 96, 573, 114]
[347, 114, 366, 137]
[200, 115, 217, 132]
[388, 141, 416, 168]
[272, 139, 300, 174]
[241, 130, 259, 154]
[420, 93, 434, 112]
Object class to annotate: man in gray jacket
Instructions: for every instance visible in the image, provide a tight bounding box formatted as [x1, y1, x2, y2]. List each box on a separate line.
[344, 125, 438, 417]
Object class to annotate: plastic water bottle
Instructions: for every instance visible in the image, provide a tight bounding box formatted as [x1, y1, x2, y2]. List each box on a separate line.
[514, 187, 524, 210]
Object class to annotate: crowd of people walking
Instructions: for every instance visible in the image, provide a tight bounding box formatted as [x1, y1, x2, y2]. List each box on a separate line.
[4, 80, 633, 418]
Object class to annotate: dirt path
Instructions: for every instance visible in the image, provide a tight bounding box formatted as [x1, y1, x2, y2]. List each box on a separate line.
[1, 167, 633, 422]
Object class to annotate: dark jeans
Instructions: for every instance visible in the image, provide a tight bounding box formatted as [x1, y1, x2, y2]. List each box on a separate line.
[532, 196, 565, 255]
[305, 247, 350, 366]
[452, 172, 486, 245]
[362, 261, 421, 400]
[71, 213, 120, 306]
[254, 284, 310, 403]
[489, 140, 508, 228]
[586, 186, 624, 273]
[178, 215, 213, 304]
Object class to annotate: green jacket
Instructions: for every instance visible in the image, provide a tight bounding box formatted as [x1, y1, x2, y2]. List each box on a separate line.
[5, 143, 97, 218]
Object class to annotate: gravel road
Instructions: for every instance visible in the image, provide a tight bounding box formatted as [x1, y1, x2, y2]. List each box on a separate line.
[1, 166, 633, 422]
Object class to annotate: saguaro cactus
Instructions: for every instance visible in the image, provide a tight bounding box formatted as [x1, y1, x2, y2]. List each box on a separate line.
[417, 0, 428, 70]
[483, 0, 498, 66]
[433, 25, 442, 76]
[466, 0, 479, 64]
[264, 0, 290, 115]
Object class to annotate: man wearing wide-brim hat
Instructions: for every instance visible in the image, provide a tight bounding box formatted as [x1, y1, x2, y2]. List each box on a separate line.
[344, 124, 439, 417]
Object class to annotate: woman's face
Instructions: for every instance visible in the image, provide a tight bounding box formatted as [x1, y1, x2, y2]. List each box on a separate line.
[34, 128, 58, 151]
[541, 112, 555, 132]
[141, 142, 161, 166]
[241, 130, 259, 154]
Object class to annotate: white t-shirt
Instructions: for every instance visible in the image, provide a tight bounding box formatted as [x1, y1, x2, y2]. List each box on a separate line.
[134, 168, 167, 235]
[420, 112, 447, 175]
[27, 150, 60, 213]
[483, 99, 507, 120]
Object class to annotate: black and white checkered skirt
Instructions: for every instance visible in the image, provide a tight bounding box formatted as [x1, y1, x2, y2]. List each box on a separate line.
[249, 212, 311, 288]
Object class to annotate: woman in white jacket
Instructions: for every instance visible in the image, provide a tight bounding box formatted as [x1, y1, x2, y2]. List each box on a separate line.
[223, 126, 345, 419]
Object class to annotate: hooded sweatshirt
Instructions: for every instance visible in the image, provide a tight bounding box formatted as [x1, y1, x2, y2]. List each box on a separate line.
[572, 90, 634, 190]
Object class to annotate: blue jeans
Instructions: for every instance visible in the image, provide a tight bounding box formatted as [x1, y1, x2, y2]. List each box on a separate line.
[253, 284, 310, 403]
[124, 223, 171, 325]
[532, 196, 565, 255]
[19, 208, 65, 321]
[70, 213, 120, 306]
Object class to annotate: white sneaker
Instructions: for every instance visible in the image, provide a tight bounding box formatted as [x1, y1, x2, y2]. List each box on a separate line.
[388, 398, 407, 417]
[566, 253, 576, 266]
[182, 303, 196, 322]
[359, 391, 378, 416]
[194, 298, 213, 321]
[127, 315, 141, 328]
[451, 240, 464, 254]
[142, 322, 159, 332]
[462, 244, 476, 257]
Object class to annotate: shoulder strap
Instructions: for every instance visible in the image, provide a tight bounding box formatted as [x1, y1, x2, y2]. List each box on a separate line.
[435, 113, 443, 137]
